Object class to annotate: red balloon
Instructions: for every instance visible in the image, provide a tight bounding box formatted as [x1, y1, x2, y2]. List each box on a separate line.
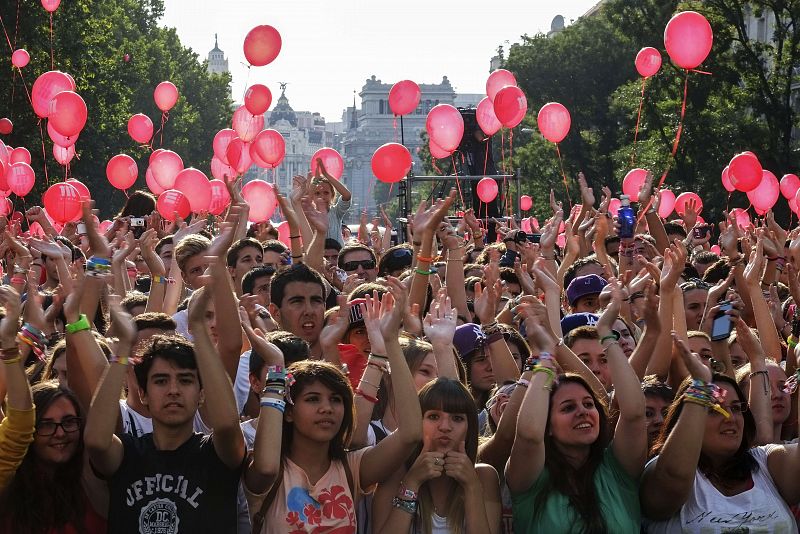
[372, 143, 412, 184]
[426, 105, 464, 152]
[43, 182, 81, 223]
[243, 25, 282, 66]
[476, 97, 501, 136]
[149, 150, 184, 189]
[106, 154, 138, 190]
[0, 118, 12, 135]
[145, 168, 165, 195]
[249, 142, 277, 169]
[780, 173, 800, 200]
[48, 91, 87, 137]
[157, 189, 191, 221]
[10, 147, 31, 165]
[213, 129, 237, 164]
[747, 170, 780, 211]
[210, 156, 237, 182]
[67, 179, 91, 201]
[11, 49, 30, 69]
[6, 162, 35, 196]
[226, 138, 253, 174]
[0, 198, 12, 217]
[486, 69, 517, 102]
[476, 178, 499, 203]
[128, 114, 153, 144]
[41, 0, 60, 12]
[241, 180, 278, 222]
[730, 207, 752, 229]
[275, 221, 290, 247]
[232, 105, 264, 143]
[520, 195, 533, 211]
[429, 140, 451, 160]
[208, 179, 231, 216]
[154, 81, 179, 112]
[622, 168, 648, 202]
[53, 144, 75, 166]
[0, 143, 8, 172]
[728, 152, 762, 192]
[174, 168, 212, 213]
[244, 84, 272, 115]
[31, 71, 74, 119]
[789, 196, 799, 215]
[388, 80, 421, 116]
[252, 129, 285, 168]
[47, 121, 78, 147]
[674, 192, 703, 216]
[658, 189, 676, 218]
[721, 165, 735, 192]
[635, 47, 662, 77]
[493, 86, 527, 128]
[608, 198, 622, 217]
[311, 148, 344, 179]
[664, 11, 713, 69]
[149, 149, 164, 165]
[537, 102, 571, 143]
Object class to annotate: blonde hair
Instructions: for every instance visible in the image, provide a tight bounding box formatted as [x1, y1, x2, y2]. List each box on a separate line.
[174, 235, 211, 274]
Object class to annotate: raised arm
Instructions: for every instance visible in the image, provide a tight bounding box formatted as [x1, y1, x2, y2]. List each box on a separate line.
[743, 235, 782, 362]
[646, 245, 685, 381]
[139, 229, 167, 313]
[422, 290, 460, 379]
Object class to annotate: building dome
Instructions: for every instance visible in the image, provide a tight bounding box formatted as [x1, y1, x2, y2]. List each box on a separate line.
[268, 84, 297, 127]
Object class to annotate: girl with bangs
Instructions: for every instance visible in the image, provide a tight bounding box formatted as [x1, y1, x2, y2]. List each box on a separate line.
[372, 377, 502, 534]
[244, 278, 422, 533]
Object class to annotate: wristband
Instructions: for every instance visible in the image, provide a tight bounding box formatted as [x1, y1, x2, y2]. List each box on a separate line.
[416, 254, 435, 263]
[486, 332, 504, 345]
[397, 482, 418, 501]
[151, 275, 175, 284]
[89, 256, 111, 266]
[260, 397, 286, 413]
[12, 266, 27, 275]
[0, 347, 19, 361]
[599, 332, 619, 344]
[415, 268, 432, 276]
[66, 314, 91, 334]
[392, 496, 418, 515]
[355, 389, 379, 404]
[9, 277, 26, 285]
[516, 378, 531, 388]
[1, 355, 20, 365]
[530, 366, 556, 389]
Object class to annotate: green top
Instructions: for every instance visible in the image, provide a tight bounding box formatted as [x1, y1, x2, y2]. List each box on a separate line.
[511, 446, 640, 533]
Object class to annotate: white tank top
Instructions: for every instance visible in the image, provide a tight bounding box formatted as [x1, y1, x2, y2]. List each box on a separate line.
[644, 445, 798, 533]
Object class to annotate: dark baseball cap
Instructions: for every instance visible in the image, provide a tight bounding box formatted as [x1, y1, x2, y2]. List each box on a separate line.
[566, 274, 607, 306]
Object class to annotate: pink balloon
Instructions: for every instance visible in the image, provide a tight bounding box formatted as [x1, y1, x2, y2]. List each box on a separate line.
[493, 86, 527, 128]
[106, 154, 138, 190]
[426, 104, 464, 152]
[241, 180, 277, 222]
[10, 147, 31, 165]
[252, 129, 285, 168]
[635, 47, 662, 77]
[721, 165, 735, 192]
[747, 170, 780, 211]
[243, 25, 282, 66]
[0, 198, 12, 217]
[520, 195, 533, 211]
[429, 140, 452, 160]
[127, 114, 153, 144]
[476, 178, 498, 203]
[275, 221, 291, 247]
[174, 168, 212, 213]
[658, 189, 676, 218]
[311, 148, 344, 179]
[41, 0, 60, 12]
[47, 121, 78, 147]
[232, 105, 264, 143]
[371, 143, 412, 184]
[249, 142, 278, 169]
[622, 168, 648, 202]
[0, 143, 8, 172]
[149, 149, 164, 165]
[53, 143, 75, 166]
[729, 152, 762, 192]
[486, 69, 517, 102]
[6, 162, 35, 196]
[11, 49, 30, 69]
[99, 220, 113, 233]
[476, 97, 502, 136]
[43, 182, 81, 223]
[674, 192, 703, 216]
[0, 119, 12, 135]
[208, 179, 231, 216]
[157, 189, 191, 221]
[210, 156, 237, 182]
[710, 244, 721, 255]
[244, 84, 272, 115]
[145, 168, 165, 195]
[388, 80, 421, 116]
[149, 150, 184, 189]
[664, 11, 713, 69]
[153, 81, 179, 112]
[226, 138, 253, 174]
[730, 207, 752, 229]
[48, 91, 87, 137]
[537, 102, 571, 143]
[780, 173, 800, 200]
[213, 129, 237, 164]
[520, 218, 532, 233]
[67, 179, 91, 201]
[608, 198, 621, 218]
[31, 71, 74, 119]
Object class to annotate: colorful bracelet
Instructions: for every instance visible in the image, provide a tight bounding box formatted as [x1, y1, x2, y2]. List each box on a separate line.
[355, 389, 379, 404]
[151, 275, 175, 284]
[684, 380, 730, 418]
[392, 496, 418, 515]
[397, 482, 418, 502]
[110, 354, 130, 366]
[260, 397, 286, 413]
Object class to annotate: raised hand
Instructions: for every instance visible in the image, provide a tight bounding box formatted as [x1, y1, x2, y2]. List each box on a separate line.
[320, 296, 351, 350]
[360, 289, 388, 355]
[82, 200, 112, 258]
[0, 286, 21, 345]
[673, 331, 711, 382]
[443, 441, 480, 490]
[404, 441, 444, 489]
[578, 172, 595, 208]
[423, 290, 458, 346]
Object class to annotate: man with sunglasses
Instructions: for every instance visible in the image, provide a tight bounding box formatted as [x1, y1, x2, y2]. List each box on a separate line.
[337, 243, 378, 283]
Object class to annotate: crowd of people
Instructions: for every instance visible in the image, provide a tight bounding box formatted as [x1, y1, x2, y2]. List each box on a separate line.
[1, 161, 800, 534]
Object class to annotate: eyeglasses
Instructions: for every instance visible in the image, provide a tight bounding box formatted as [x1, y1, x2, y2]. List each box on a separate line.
[36, 417, 82, 436]
[708, 401, 748, 416]
[342, 259, 376, 272]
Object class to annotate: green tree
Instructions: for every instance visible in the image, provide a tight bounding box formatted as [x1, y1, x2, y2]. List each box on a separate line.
[0, 0, 232, 216]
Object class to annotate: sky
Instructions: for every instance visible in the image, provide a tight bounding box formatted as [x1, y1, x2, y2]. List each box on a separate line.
[160, 0, 600, 122]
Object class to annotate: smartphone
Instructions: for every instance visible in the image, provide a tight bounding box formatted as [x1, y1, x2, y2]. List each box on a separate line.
[693, 225, 711, 239]
[710, 301, 734, 341]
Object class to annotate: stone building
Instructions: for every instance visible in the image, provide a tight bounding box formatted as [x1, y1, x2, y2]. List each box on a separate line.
[207, 34, 229, 75]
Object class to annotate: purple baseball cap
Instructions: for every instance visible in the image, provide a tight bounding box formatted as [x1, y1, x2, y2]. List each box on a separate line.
[453, 323, 486, 359]
[566, 274, 607, 306]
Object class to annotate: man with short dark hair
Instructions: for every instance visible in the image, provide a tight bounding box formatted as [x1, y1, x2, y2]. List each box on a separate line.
[338, 242, 378, 283]
[241, 265, 275, 307]
[267, 263, 326, 358]
[226, 238, 263, 296]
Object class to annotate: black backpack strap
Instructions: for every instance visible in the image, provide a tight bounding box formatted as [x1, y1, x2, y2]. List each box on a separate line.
[251, 460, 284, 534]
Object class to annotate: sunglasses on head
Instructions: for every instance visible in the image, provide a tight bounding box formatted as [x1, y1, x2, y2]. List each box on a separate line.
[342, 259, 376, 272]
[391, 248, 413, 259]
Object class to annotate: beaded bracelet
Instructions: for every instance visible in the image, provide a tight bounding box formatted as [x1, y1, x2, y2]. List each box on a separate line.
[684, 380, 730, 418]
[392, 496, 417, 515]
[749, 369, 770, 396]
[260, 397, 286, 413]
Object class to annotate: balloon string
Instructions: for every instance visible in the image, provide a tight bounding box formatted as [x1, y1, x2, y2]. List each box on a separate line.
[726, 192, 731, 213]
[500, 130, 506, 175]
[386, 182, 394, 206]
[431, 157, 442, 175]
[393, 117, 397, 143]
[49, 13, 54, 70]
[37, 121, 50, 186]
[554, 143, 572, 212]
[631, 76, 647, 167]
[508, 129, 514, 217]
[657, 70, 689, 190]
[450, 154, 465, 208]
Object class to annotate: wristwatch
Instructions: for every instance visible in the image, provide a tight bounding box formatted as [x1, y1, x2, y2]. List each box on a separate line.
[66, 314, 91, 334]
